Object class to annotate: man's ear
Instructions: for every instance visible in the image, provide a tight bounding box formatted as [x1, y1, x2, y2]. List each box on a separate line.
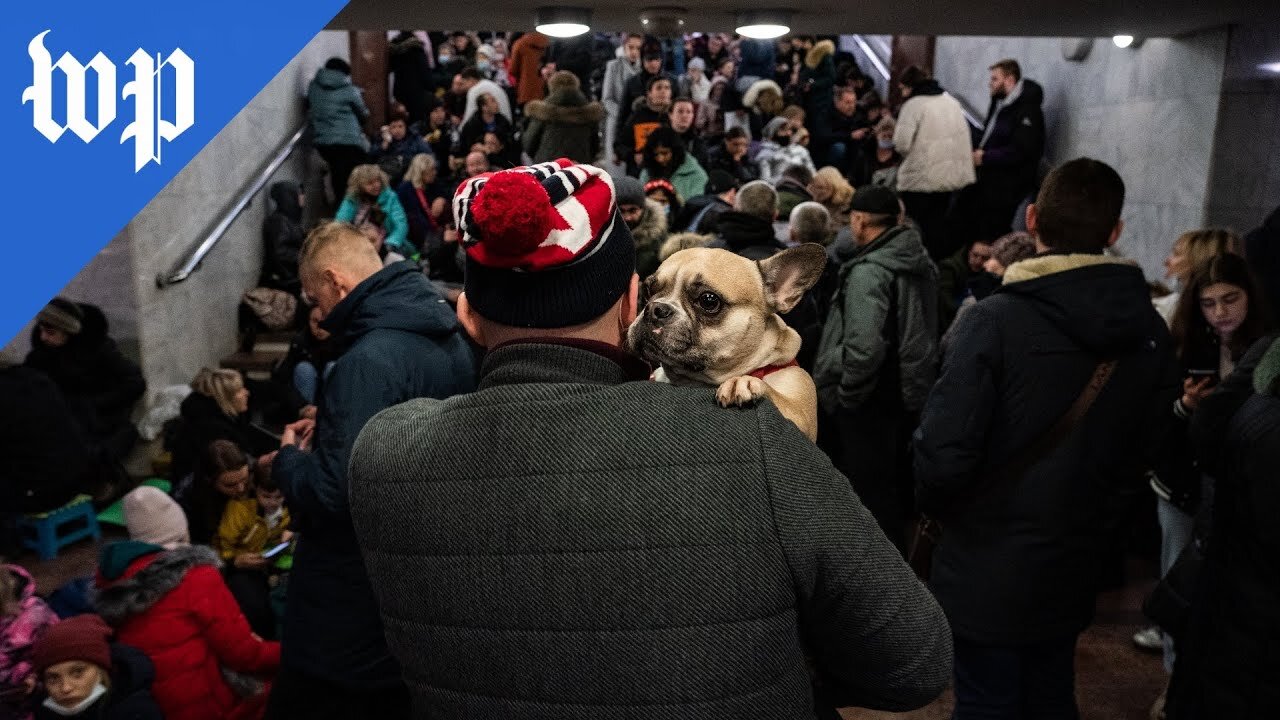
[620, 273, 640, 327]
[455, 293, 487, 347]
[1025, 203, 1038, 236]
[759, 244, 827, 314]
[1107, 219, 1124, 248]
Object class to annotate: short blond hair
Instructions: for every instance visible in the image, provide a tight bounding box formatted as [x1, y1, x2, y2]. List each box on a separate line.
[191, 368, 244, 417]
[297, 221, 383, 285]
[812, 167, 853, 208]
[405, 153, 437, 189]
[346, 164, 389, 199]
[1173, 228, 1240, 278]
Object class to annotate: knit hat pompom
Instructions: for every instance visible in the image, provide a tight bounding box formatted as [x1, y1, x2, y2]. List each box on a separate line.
[471, 171, 555, 258]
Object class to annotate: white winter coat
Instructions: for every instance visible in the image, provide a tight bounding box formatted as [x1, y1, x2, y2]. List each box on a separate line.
[894, 92, 976, 193]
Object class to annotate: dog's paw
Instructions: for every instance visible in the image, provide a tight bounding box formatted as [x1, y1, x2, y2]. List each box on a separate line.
[716, 375, 766, 408]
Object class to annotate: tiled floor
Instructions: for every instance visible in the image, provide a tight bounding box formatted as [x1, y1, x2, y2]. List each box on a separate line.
[19, 538, 1166, 719]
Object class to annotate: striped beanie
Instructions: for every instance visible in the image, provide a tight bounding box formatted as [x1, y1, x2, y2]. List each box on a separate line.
[453, 159, 636, 328]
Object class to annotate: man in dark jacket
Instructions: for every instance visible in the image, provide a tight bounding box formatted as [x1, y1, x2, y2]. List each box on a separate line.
[710, 180, 785, 259]
[971, 59, 1046, 242]
[268, 223, 475, 720]
[261, 182, 305, 294]
[813, 186, 938, 551]
[349, 160, 952, 719]
[619, 49, 665, 124]
[25, 298, 145, 463]
[914, 158, 1183, 718]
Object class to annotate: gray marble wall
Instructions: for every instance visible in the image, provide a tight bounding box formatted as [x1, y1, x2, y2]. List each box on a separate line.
[1205, 23, 1280, 235]
[935, 31, 1229, 279]
[2, 32, 349, 389]
[130, 30, 348, 394]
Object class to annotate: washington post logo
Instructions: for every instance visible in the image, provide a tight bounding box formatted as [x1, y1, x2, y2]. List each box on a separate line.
[22, 31, 195, 172]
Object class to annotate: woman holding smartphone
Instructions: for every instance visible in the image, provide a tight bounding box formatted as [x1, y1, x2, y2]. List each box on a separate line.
[1140, 253, 1271, 718]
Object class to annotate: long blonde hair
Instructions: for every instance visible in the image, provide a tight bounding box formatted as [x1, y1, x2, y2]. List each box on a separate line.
[345, 164, 389, 200]
[813, 167, 854, 209]
[190, 368, 244, 417]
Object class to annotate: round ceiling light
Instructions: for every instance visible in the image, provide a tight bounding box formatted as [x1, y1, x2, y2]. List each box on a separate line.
[536, 7, 592, 38]
[735, 10, 791, 40]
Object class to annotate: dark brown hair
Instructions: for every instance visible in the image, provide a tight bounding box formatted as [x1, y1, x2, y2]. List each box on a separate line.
[1033, 158, 1125, 253]
[1171, 253, 1271, 363]
[899, 65, 930, 88]
[989, 58, 1021, 81]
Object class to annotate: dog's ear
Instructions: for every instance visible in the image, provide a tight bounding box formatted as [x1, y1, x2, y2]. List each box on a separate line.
[759, 243, 827, 314]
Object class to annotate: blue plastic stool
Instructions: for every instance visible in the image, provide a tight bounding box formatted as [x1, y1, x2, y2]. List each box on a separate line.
[19, 495, 102, 561]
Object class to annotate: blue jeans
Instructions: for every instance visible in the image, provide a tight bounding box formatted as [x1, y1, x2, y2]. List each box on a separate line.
[292, 361, 334, 405]
[953, 635, 1080, 720]
[1157, 496, 1195, 673]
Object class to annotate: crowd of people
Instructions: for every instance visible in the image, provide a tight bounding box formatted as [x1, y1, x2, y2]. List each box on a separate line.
[2, 27, 1279, 720]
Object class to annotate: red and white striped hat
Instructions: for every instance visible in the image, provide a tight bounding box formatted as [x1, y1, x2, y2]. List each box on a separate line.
[453, 159, 636, 328]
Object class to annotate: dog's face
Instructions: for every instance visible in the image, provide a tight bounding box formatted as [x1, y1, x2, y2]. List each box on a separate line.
[627, 245, 827, 383]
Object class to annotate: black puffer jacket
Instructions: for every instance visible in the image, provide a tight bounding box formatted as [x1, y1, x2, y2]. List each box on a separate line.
[0, 366, 95, 513]
[914, 254, 1184, 644]
[976, 79, 1046, 211]
[24, 303, 144, 454]
[261, 182, 304, 293]
[1168, 335, 1280, 719]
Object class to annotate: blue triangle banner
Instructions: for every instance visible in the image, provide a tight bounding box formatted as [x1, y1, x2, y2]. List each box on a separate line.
[0, 0, 350, 343]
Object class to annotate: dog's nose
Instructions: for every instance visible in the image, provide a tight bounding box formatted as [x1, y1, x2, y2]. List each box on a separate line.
[648, 301, 675, 323]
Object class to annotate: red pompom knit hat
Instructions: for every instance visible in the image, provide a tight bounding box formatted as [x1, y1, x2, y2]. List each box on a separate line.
[453, 159, 636, 328]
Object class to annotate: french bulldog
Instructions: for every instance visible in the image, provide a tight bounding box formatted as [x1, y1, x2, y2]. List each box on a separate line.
[627, 244, 828, 441]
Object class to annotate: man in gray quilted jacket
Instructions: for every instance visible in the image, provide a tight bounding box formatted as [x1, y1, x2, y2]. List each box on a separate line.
[349, 159, 952, 719]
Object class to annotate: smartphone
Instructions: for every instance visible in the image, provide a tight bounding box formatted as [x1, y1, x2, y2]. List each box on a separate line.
[261, 541, 291, 559]
[1185, 368, 1220, 384]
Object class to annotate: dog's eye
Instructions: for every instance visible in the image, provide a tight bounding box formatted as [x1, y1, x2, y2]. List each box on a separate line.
[695, 292, 722, 314]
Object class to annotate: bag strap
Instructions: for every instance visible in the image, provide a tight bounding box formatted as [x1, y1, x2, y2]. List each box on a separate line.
[984, 359, 1117, 492]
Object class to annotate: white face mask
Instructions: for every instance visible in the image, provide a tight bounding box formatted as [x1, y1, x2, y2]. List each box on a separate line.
[43, 683, 108, 716]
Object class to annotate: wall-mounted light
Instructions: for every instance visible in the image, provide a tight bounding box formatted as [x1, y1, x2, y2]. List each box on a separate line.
[1112, 34, 1144, 49]
[1259, 62, 1280, 74]
[735, 10, 792, 40]
[536, 7, 592, 38]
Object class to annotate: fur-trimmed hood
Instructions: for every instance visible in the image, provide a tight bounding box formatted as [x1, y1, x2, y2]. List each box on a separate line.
[525, 92, 604, 126]
[93, 544, 220, 627]
[1001, 253, 1135, 284]
[631, 199, 669, 250]
[742, 79, 783, 110]
[805, 39, 835, 70]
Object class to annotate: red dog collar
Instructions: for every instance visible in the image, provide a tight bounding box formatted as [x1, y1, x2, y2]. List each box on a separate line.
[747, 359, 799, 380]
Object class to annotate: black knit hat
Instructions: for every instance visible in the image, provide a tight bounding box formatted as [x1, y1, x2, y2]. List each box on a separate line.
[704, 169, 738, 195]
[847, 185, 900, 216]
[454, 159, 636, 329]
[37, 297, 83, 335]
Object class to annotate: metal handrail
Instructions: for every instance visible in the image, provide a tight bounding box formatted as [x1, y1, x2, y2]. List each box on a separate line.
[851, 33, 984, 131]
[156, 124, 307, 288]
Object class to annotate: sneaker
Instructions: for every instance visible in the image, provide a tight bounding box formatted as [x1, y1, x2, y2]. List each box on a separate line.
[1133, 625, 1163, 653]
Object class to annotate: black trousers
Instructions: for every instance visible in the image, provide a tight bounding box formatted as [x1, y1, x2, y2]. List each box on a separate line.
[224, 567, 275, 640]
[265, 667, 410, 720]
[315, 144, 369, 202]
[819, 406, 916, 553]
[900, 190, 956, 261]
[953, 635, 1080, 720]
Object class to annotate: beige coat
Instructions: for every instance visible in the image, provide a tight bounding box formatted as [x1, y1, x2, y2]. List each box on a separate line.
[894, 92, 976, 193]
